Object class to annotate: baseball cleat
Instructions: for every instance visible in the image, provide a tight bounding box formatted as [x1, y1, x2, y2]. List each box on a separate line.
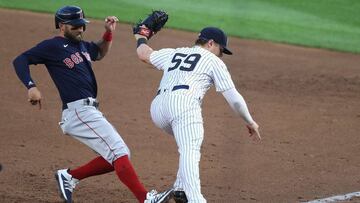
[144, 188, 174, 203]
[173, 190, 188, 203]
[55, 169, 79, 203]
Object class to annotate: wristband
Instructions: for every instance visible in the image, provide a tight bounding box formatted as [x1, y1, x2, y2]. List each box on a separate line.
[102, 31, 112, 42]
[27, 81, 36, 89]
[137, 38, 147, 48]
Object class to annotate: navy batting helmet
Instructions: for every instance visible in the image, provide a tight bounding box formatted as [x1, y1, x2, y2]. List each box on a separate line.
[55, 5, 89, 29]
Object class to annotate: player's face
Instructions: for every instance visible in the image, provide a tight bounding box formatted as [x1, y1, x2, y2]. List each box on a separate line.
[206, 40, 223, 57]
[217, 44, 224, 58]
[210, 41, 223, 57]
[63, 24, 84, 43]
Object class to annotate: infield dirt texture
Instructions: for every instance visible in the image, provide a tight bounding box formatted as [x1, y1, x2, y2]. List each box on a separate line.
[0, 9, 360, 203]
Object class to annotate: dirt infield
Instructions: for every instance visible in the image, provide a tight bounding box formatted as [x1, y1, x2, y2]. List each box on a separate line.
[0, 8, 360, 203]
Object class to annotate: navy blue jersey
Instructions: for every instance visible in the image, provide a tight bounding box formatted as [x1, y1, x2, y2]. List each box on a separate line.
[13, 36, 100, 108]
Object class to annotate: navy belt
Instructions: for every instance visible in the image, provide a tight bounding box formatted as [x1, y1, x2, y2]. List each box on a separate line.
[156, 85, 189, 96]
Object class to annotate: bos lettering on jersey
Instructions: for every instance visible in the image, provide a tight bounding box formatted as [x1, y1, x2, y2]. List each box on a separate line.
[63, 51, 91, 69]
[16, 37, 100, 105]
[63, 52, 83, 68]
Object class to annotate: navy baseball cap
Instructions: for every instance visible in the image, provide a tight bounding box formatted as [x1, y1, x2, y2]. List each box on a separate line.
[198, 27, 232, 55]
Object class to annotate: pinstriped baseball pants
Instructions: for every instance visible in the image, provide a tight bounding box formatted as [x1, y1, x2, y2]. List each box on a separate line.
[151, 93, 207, 203]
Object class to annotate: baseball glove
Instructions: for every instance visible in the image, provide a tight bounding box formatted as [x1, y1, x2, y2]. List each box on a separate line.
[133, 10, 168, 39]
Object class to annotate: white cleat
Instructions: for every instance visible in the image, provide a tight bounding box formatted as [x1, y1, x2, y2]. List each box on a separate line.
[144, 188, 174, 203]
[55, 169, 79, 203]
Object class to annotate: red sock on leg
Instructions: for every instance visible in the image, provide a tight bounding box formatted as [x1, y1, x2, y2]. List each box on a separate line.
[113, 155, 147, 202]
[68, 156, 114, 180]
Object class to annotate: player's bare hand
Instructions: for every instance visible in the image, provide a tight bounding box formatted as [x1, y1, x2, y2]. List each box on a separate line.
[28, 87, 42, 110]
[246, 121, 261, 142]
[104, 16, 118, 32]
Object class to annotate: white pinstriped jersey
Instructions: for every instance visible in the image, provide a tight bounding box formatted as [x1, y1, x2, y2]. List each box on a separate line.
[150, 45, 237, 202]
[150, 46, 235, 100]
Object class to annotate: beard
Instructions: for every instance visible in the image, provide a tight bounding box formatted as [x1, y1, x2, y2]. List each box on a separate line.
[64, 30, 83, 43]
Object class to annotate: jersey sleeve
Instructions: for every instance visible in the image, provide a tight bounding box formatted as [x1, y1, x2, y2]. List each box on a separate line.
[84, 42, 100, 61]
[210, 58, 235, 92]
[22, 40, 55, 65]
[149, 48, 175, 70]
[13, 40, 54, 89]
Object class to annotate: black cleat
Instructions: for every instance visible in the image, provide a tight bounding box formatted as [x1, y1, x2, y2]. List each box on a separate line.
[173, 190, 188, 203]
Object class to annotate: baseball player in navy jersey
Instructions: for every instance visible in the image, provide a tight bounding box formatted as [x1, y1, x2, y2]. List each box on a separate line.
[13, 5, 172, 203]
[134, 27, 261, 202]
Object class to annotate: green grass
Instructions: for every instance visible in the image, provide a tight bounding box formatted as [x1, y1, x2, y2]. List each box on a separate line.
[0, 0, 359, 53]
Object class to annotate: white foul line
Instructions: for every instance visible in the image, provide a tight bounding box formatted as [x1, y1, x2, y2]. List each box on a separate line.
[304, 191, 360, 203]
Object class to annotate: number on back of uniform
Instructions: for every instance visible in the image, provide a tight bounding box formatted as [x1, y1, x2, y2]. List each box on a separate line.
[168, 53, 201, 72]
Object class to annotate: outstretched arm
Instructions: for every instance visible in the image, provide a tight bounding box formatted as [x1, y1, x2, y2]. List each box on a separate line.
[95, 16, 118, 60]
[134, 34, 154, 64]
[133, 10, 168, 65]
[222, 88, 261, 141]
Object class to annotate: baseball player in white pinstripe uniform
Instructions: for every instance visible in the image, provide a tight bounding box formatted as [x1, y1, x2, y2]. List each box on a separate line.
[134, 27, 261, 203]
